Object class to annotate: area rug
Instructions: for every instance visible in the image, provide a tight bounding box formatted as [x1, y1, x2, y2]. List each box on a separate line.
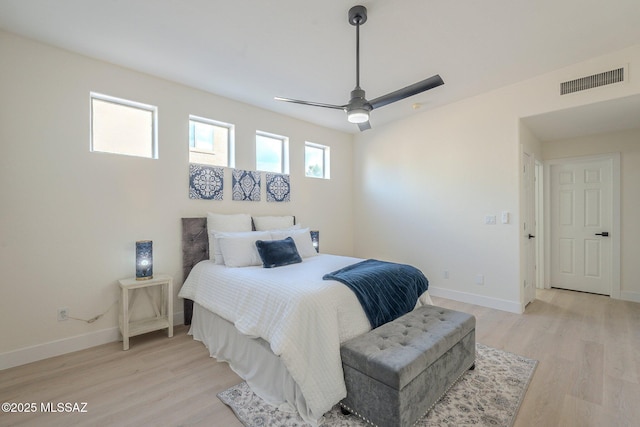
[217, 343, 537, 427]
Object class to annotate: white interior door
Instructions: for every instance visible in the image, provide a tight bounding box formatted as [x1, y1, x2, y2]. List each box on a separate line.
[535, 160, 545, 290]
[549, 157, 613, 295]
[523, 151, 536, 305]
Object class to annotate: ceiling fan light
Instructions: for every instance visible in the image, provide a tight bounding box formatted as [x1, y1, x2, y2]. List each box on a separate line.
[347, 109, 369, 123]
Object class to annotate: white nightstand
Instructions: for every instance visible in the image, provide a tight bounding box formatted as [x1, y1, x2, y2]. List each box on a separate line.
[118, 274, 173, 350]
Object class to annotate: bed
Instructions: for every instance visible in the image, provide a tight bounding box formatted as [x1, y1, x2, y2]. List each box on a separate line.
[179, 215, 433, 425]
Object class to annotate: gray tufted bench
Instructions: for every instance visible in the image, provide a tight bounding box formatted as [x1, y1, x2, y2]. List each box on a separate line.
[340, 305, 476, 427]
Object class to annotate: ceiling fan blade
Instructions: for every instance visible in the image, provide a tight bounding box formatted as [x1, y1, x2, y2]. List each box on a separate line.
[274, 97, 345, 110]
[369, 74, 444, 110]
[357, 121, 372, 131]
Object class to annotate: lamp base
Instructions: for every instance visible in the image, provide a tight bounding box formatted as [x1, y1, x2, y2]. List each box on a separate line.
[136, 275, 154, 281]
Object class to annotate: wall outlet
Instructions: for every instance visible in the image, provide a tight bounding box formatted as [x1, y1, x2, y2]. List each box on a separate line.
[57, 307, 68, 321]
[475, 275, 484, 286]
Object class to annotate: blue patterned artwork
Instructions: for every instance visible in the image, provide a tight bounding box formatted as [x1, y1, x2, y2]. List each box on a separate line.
[266, 173, 290, 202]
[232, 170, 261, 201]
[189, 164, 224, 200]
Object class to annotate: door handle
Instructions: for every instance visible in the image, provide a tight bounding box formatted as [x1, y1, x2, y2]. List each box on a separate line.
[528, 234, 535, 239]
[595, 232, 609, 237]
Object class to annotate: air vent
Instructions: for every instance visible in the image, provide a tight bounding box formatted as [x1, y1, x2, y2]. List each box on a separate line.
[560, 68, 625, 95]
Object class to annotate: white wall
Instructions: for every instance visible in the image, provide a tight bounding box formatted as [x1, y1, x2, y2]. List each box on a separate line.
[0, 31, 354, 366]
[353, 44, 640, 313]
[353, 90, 522, 311]
[542, 128, 640, 301]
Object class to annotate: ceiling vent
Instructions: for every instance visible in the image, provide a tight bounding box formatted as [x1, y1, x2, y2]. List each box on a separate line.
[560, 67, 625, 95]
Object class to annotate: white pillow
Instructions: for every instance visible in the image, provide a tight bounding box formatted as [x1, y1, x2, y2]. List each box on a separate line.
[207, 212, 252, 263]
[253, 215, 295, 231]
[212, 230, 260, 266]
[216, 231, 271, 268]
[270, 227, 318, 258]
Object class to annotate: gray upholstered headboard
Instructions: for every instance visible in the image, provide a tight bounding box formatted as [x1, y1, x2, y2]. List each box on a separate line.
[181, 217, 209, 325]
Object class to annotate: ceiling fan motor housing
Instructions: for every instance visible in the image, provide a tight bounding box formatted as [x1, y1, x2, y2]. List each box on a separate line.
[347, 88, 371, 112]
[346, 88, 371, 123]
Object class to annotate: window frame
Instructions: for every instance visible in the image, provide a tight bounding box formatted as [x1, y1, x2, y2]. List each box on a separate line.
[305, 141, 331, 179]
[188, 115, 235, 168]
[90, 92, 158, 159]
[255, 130, 289, 174]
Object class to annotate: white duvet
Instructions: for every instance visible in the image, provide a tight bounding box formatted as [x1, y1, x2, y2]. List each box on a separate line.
[178, 254, 432, 420]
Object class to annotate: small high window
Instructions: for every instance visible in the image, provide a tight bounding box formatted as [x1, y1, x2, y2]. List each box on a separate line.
[189, 115, 234, 167]
[305, 142, 330, 179]
[90, 92, 157, 158]
[256, 131, 289, 174]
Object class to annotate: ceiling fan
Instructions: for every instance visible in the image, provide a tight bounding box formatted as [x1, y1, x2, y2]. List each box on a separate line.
[275, 5, 444, 131]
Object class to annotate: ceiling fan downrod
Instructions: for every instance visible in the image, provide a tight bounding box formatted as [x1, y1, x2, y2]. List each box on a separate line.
[347, 5, 370, 124]
[349, 5, 367, 89]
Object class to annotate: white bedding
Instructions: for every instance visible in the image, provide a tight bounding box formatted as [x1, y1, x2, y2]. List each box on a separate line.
[178, 254, 432, 422]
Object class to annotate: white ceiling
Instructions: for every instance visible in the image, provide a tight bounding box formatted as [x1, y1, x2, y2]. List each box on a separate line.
[523, 94, 640, 142]
[1, 0, 640, 135]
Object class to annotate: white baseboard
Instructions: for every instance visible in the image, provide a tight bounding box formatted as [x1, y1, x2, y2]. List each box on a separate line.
[429, 286, 524, 314]
[619, 291, 640, 304]
[1, 311, 185, 371]
[0, 327, 120, 370]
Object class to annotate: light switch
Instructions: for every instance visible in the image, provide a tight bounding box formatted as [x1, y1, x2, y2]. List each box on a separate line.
[485, 215, 497, 225]
[501, 211, 510, 224]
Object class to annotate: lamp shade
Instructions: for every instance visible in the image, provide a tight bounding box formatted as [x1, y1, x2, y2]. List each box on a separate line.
[135, 240, 153, 280]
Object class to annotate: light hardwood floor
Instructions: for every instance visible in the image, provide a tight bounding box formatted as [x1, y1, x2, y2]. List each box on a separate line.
[1, 288, 639, 427]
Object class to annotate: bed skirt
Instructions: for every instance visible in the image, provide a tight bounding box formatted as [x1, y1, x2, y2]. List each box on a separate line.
[189, 303, 323, 425]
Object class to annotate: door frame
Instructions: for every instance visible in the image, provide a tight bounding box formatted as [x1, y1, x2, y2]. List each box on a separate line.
[522, 149, 537, 306]
[543, 153, 621, 298]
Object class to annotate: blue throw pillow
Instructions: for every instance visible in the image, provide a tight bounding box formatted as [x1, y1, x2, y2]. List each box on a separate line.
[255, 237, 302, 268]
